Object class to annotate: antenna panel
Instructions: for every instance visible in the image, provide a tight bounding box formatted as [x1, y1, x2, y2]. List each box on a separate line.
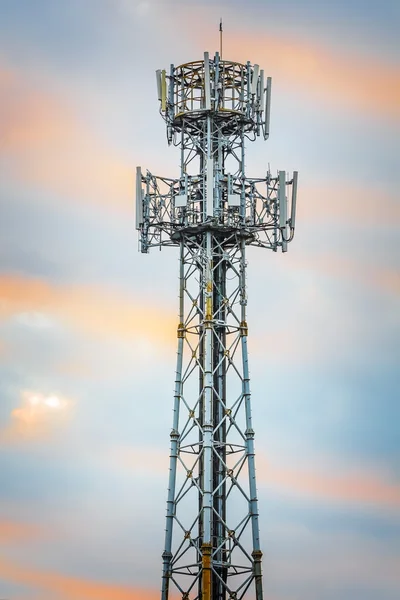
[259, 69, 265, 109]
[204, 52, 211, 110]
[291, 171, 298, 229]
[156, 69, 162, 102]
[264, 76, 272, 139]
[251, 64, 259, 95]
[135, 166, 143, 230]
[278, 170, 287, 228]
[161, 69, 167, 112]
[279, 170, 287, 252]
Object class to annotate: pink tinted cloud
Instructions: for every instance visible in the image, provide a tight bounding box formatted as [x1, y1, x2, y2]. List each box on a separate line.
[0, 274, 176, 344]
[288, 253, 400, 297]
[0, 390, 74, 445]
[0, 520, 44, 544]
[108, 445, 400, 510]
[195, 25, 400, 119]
[257, 457, 400, 509]
[0, 557, 168, 600]
[299, 184, 400, 227]
[0, 64, 133, 211]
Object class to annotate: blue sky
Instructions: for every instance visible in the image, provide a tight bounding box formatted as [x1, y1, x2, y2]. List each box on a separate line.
[0, 1, 399, 599]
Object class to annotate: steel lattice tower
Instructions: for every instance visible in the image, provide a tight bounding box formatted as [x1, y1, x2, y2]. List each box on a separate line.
[136, 44, 298, 600]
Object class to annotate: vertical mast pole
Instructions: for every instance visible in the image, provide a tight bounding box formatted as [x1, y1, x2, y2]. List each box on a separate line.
[220, 19, 223, 59]
[240, 238, 263, 599]
[161, 243, 185, 600]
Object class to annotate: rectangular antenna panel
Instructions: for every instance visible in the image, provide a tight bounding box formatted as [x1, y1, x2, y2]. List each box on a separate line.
[291, 171, 298, 229]
[279, 170, 287, 252]
[204, 52, 211, 110]
[206, 158, 214, 216]
[259, 69, 265, 109]
[156, 69, 162, 101]
[175, 194, 188, 208]
[251, 64, 259, 95]
[135, 166, 143, 230]
[264, 76, 272, 138]
[279, 170, 287, 227]
[161, 69, 167, 112]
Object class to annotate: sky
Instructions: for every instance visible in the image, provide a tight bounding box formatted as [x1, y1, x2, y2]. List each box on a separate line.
[0, 0, 399, 599]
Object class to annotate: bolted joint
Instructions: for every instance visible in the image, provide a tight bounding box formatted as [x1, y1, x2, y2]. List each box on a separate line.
[170, 429, 179, 440]
[245, 427, 255, 439]
[252, 549, 263, 561]
[240, 320, 248, 336]
[177, 322, 185, 338]
[162, 550, 172, 561]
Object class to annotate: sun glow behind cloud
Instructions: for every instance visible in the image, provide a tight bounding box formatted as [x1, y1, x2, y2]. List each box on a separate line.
[0, 390, 73, 444]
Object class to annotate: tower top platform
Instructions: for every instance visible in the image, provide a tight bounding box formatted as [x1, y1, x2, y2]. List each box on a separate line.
[156, 52, 271, 138]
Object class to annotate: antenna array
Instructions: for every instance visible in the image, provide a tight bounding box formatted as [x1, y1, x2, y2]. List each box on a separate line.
[137, 49, 298, 600]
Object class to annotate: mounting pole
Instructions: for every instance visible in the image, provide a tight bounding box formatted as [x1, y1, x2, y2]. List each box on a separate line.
[220, 19, 223, 59]
[138, 42, 298, 600]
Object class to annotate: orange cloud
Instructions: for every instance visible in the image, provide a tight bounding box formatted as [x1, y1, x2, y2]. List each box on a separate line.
[0, 274, 176, 344]
[299, 184, 400, 227]
[0, 520, 44, 544]
[0, 64, 133, 211]
[288, 253, 400, 297]
[257, 458, 400, 509]
[0, 557, 167, 600]
[197, 27, 400, 119]
[0, 390, 74, 445]
[108, 445, 400, 510]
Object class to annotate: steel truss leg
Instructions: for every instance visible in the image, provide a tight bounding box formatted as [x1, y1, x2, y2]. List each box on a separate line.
[161, 235, 263, 600]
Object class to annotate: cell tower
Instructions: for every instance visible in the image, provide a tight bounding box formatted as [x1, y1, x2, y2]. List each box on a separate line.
[136, 32, 298, 600]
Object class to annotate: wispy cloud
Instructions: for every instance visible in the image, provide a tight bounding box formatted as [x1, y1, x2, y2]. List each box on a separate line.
[106, 445, 400, 511]
[0, 274, 176, 343]
[257, 458, 400, 510]
[0, 557, 165, 600]
[0, 520, 45, 544]
[299, 184, 400, 226]
[0, 390, 74, 445]
[0, 64, 133, 210]
[196, 27, 400, 119]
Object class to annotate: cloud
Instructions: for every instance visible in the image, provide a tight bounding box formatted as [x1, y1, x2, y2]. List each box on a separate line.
[299, 184, 400, 227]
[107, 445, 400, 511]
[0, 390, 73, 445]
[196, 27, 400, 119]
[0, 274, 176, 343]
[0, 64, 133, 211]
[257, 458, 400, 510]
[289, 253, 400, 297]
[0, 557, 165, 600]
[0, 520, 44, 544]
[265, 527, 400, 592]
[118, 0, 151, 17]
